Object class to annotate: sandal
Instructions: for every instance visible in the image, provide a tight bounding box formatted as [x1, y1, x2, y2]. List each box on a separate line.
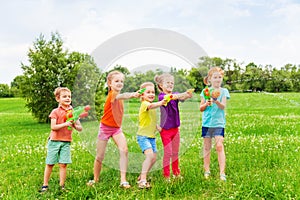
[204, 171, 211, 179]
[220, 174, 226, 181]
[86, 180, 96, 186]
[120, 181, 131, 189]
[39, 185, 48, 193]
[138, 180, 151, 189]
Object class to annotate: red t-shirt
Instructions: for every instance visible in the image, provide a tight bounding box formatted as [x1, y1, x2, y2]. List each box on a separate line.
[49, 105, 73, 142]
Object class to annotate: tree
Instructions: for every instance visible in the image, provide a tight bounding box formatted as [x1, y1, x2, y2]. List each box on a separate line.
[0, 84, 11, 97]
[21, 32, 102, 122]
[10, 75, 25, 97]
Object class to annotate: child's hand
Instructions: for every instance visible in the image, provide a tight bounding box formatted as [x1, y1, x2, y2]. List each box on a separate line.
[206, 100, 212, 106]
[132, 92, 141, 98]
[161, 98, 168, 106]
[185, 91, 193, 98]
[65, 121, 73, 127]
[156, 125, 162, 132]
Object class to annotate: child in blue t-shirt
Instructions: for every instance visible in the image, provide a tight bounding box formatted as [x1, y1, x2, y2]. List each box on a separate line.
[200, 67, 230, 181]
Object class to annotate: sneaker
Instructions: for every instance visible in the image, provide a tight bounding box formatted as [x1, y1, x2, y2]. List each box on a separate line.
[39, 185, 48, 193]
[220, 174, 226, 181]
[204, 171, 211, 179]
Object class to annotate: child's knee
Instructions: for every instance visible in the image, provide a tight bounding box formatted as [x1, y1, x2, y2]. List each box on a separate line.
[216, 143, 224, 152]
[59, 163, 67, 169]
[95, 155, 105, 162]
[119, 147, 128, 155]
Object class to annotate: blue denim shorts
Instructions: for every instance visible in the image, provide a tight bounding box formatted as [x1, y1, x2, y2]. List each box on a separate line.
[137, 135, 157, 153]
[202, 127, 224, 138]
[46, 140, 72, 164]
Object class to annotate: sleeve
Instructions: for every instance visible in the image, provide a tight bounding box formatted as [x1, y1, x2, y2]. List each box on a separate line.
[200, 89, 204, 98]
[49, 109, 58, 119]
[158, 93, 164, 101]
[223, 88, 230, 99]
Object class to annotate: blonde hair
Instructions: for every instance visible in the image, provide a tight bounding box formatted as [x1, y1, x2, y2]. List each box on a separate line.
[154, 73, 174, 92]
[106, 70, 125, 91]
[203, 67, 224, 85]
[54, 87, 71, 99]
[140, 82, 155, 101]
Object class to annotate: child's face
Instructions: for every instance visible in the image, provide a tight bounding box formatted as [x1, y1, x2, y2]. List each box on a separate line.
[161, 77, 174, 93]
[143, 85, 155, 102]
[57, 90, 71, 107]
[210, 72, 223, 87]
[109, 74, 124, 92]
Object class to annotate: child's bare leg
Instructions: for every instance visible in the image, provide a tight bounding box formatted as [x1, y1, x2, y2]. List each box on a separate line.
[113, 133, 128, 183]
[215, 136, 225, 175]
[59, 163, 67, 186]
[140, 149, 155, 181]
[43, 164, 54, 186]
[94, 139, 108, 182]
[203, 138, 212, 172]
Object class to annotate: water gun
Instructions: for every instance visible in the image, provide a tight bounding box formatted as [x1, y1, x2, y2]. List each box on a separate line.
[203, 87, 221, 105]
[138, 88, 146, 95]
[203, 86, 212, 101]
[65, 105, 91, 130]
[163, 94, 173, 106]
[186, 88, 195, 93]
[211, 89, 220, 100]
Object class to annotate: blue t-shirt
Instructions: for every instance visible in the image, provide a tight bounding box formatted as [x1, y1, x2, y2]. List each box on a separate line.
[200, 88, 230, 128]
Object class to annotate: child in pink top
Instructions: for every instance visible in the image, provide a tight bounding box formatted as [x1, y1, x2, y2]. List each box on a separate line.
[40, 87, 82, 192]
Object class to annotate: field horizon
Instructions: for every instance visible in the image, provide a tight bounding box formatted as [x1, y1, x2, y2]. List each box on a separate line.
[1, 93, 300, 199]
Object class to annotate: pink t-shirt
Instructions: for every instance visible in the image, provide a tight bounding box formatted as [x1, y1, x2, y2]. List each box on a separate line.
[49, 105, 73, 142]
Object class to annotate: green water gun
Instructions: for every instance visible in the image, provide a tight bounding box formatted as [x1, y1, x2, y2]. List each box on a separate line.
[65, 105, 91, 130]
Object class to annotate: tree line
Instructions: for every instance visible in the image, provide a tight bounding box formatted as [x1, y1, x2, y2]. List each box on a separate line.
[0, 32, 299, 122]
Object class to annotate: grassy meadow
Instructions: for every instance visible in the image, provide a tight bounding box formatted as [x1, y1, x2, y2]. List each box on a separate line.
[0, 92, 300, 199]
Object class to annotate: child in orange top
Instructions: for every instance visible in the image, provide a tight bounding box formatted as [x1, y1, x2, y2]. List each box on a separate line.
[40, 87, 82, 192]
[87, 70, 140, 188]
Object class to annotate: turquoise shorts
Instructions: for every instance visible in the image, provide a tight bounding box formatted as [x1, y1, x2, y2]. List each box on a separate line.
[46, 140, 72, 165]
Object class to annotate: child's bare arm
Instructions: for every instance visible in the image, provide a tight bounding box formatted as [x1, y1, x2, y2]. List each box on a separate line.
[172, 91, 192, 101]
[148, 99, 167, 110]
[116, 92, 140, 100]
[50, 118, 72, 130]
[213, 96, 226, 110]
[72, 120, 83, 132]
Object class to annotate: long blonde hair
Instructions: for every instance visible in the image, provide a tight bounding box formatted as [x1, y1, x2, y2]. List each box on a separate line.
[154, 73, 174, 92]
[106, 70, 125, 91]
[203, 67, 224, 85]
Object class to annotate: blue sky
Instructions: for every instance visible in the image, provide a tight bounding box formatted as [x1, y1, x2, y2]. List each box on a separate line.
[1, 0, 300, 84]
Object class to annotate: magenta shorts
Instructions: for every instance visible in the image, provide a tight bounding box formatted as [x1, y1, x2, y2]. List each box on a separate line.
[98, 123, 122, 141]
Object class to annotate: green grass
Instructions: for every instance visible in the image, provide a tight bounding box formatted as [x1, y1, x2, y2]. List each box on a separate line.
[0, 93, 300, 199]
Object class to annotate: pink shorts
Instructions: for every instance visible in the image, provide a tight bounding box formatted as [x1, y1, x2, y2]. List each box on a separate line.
[98, 123, 122, 141]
